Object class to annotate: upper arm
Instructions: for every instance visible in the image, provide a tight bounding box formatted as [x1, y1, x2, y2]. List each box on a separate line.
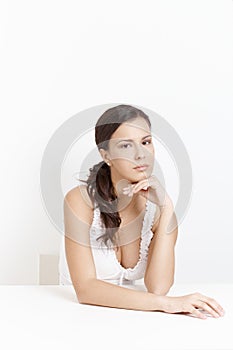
[151, 205, 161, 234]
[63, 185, 97, 296]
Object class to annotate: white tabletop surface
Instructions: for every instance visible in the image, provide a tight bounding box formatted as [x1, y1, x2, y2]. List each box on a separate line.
[0, 282, 232, 350]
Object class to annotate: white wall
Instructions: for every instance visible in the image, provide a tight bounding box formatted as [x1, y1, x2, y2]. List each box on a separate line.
[0, 0, 232, 284]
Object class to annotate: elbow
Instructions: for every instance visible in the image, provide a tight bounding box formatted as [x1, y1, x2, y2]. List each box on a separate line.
[73, 279, 96, 304]
[146, 280, 174, 296]
[73, 287, 86, 304]
[152, 285, 173, 296]
[152, 288, 170, 296]
[76, 290, 87, 304]
[77, 290, 92, 305]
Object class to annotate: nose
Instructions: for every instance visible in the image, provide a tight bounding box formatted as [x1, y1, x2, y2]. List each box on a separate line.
[134, 143, 146, 160]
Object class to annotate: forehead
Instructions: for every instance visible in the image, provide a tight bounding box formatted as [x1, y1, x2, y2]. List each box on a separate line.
[110, 117, 151, 140]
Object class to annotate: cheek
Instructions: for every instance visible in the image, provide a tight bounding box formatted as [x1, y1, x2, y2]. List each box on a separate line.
[113, 158, 133, 169]
[148, 146, 155, 159]
[111, 149, 135, 161]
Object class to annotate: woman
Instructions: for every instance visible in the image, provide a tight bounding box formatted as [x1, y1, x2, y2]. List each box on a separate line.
[59, 104, 225, 320]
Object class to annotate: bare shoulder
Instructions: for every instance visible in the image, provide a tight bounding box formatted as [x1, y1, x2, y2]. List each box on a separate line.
[64, 184, 94, 226]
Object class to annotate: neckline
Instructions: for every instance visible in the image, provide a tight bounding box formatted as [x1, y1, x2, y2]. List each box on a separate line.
[113, 198, 150, 271]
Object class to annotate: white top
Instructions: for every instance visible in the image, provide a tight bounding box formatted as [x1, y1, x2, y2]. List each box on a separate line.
[59, 199, 157, 286]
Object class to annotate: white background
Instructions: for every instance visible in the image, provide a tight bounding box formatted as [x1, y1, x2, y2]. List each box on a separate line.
[0, 0, 232, 284]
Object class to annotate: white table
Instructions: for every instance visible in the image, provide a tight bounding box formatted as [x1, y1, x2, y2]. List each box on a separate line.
[0, 283, 232, 350]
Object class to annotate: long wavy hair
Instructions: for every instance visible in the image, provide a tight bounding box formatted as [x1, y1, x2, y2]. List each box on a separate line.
[79, 104, 151, 250]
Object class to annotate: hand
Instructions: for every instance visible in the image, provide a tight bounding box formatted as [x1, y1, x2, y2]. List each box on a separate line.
[122, 175, 172, 208]
[159, 292, 225, 320]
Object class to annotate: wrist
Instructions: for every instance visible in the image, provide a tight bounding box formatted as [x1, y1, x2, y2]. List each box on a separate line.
[159, 196, 173, 210]
[152, 294, 169, 312]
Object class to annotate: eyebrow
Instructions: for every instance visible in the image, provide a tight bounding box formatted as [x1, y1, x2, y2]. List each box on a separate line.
[116, 134, 152, 144]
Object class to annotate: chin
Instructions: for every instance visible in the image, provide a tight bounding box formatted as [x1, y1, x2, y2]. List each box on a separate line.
[122, 167, 152, 183]
[129, 173, 148, 183]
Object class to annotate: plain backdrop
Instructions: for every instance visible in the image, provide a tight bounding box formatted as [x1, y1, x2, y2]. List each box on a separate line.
[0, 0, 232, 284]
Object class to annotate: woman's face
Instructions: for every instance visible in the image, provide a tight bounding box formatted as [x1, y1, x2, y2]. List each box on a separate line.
[104, 116, 155, 183]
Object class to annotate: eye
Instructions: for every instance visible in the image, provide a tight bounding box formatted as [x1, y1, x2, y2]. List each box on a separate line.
[120, 143, 131, 149]
[143, 139, 152, 145]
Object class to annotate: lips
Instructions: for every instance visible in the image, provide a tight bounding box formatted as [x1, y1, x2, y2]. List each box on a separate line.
[133, 164, 149, 169]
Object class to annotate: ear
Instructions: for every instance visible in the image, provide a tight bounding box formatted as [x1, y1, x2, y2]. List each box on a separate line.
[99, 148, 110, 163]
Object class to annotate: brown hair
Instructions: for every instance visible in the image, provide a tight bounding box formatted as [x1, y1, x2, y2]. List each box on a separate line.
[79, 104, 151, 250]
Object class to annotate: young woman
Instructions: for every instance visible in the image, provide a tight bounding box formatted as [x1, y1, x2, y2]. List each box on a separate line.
[59, 104, 225, 320]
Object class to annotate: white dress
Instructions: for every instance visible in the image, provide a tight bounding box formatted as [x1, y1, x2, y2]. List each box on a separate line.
[58, 199, 157, 286]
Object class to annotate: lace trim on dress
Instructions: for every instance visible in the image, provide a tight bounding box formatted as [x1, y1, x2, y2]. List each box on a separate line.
[89, 199, 157, 285]
[90, 199, 156, 255]
[113, 199, 156, 272]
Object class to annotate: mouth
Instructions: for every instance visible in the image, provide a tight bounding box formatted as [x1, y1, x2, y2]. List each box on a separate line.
[133, 164, 149, 171]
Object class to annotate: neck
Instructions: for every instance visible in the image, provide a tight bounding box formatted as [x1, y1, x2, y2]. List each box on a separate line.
[117, 193, 141, 214]
[110, 171, 140, 213]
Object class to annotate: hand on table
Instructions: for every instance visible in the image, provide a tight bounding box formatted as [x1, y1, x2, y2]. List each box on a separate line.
[160, 292, 225, 320]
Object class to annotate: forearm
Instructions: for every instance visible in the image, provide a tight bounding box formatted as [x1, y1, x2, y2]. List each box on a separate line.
[77, 278, 165, 311]
[145, 204, 178, 295]
[145, 241, 175, 295]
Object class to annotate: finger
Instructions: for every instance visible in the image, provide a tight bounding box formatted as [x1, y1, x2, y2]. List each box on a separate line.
[193, 301, 220, 318]
[197, 295, 225, 317]
[137, 189, 149, 199]
[123, 181, 150, 197]
[122, 185, 135, 196]
[137, 186, 149, 192]
[190, 306, 207, 320]
[122, 187, 131, 194]
[122, 183, 135, 192]
[122, 184, 144, 196]
[132, 180, 149, 193]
